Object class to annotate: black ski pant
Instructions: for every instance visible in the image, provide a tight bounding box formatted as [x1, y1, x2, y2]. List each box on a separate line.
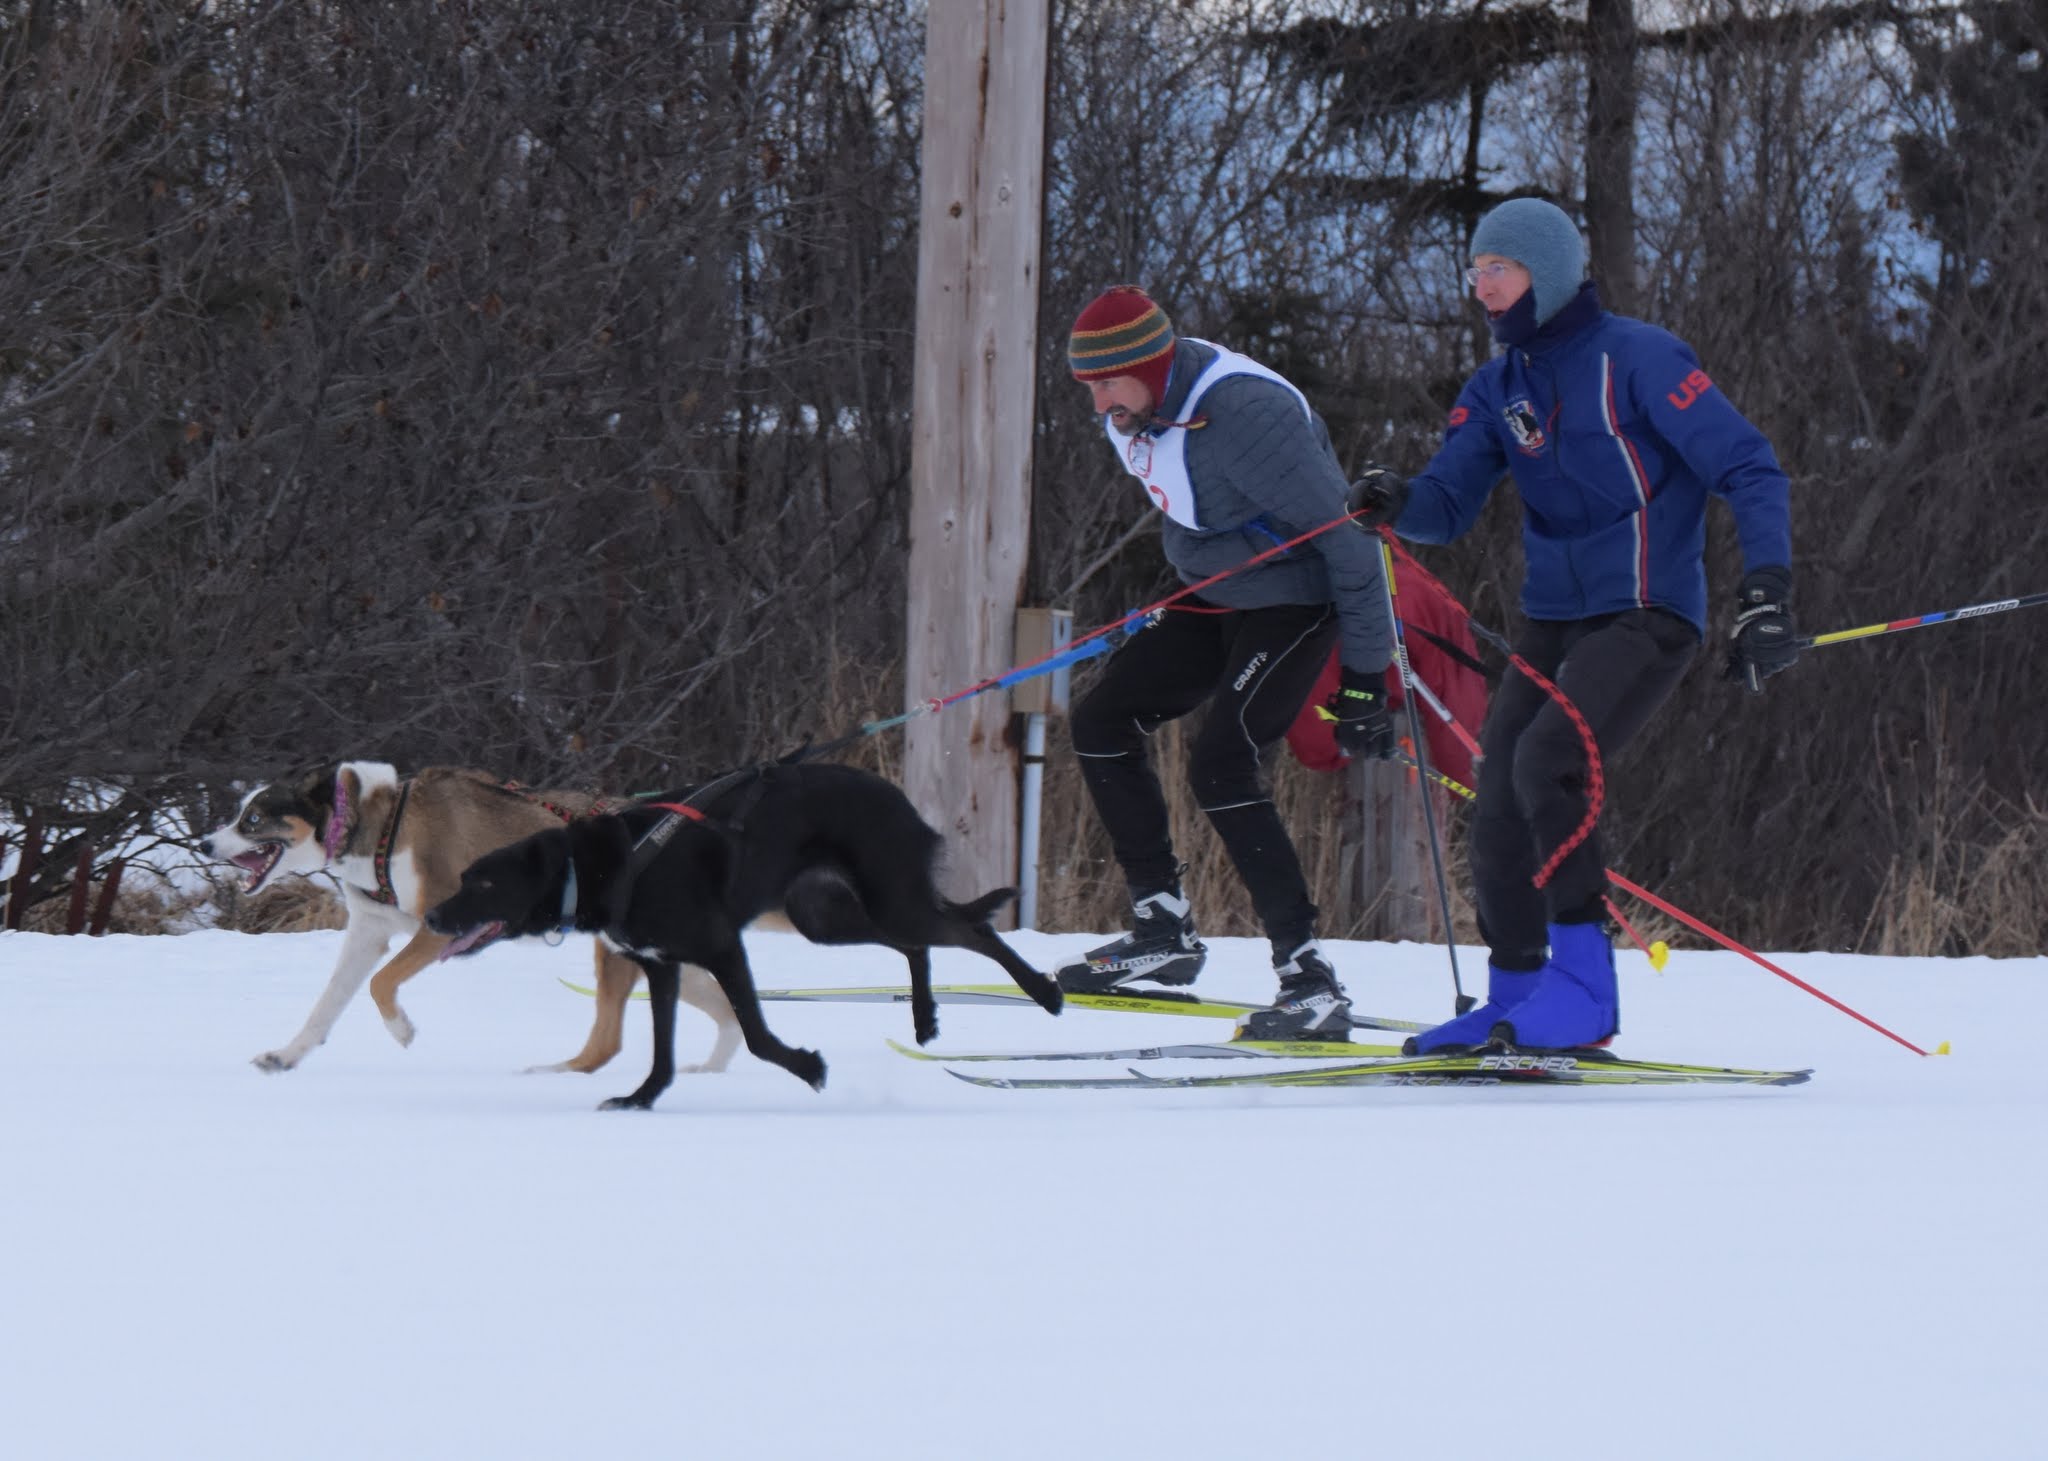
[1471, 608, 1699, 970]
[1069, 600, 1337, 955]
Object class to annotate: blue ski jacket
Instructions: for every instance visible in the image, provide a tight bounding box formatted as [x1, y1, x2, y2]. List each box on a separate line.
[1395, 282, 1791, 633]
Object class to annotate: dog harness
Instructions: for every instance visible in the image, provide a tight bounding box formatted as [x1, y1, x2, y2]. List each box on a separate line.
[367, 780, 412, 906]
[322, 772, 412, 907]
[613, 763, 782, 909]
[643, 801, 712, 821]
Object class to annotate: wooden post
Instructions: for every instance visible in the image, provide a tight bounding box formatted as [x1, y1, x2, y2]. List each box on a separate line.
[1344, 758, 1433, 940]
[89, 858, 127, 936]
[5, 814, 42, 931]
[65, 844, 93, 934]
[903, 0, 1052, 909]
[1585, 0, 1639, 312]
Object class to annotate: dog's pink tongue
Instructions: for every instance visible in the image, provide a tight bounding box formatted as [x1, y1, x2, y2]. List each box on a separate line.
[231, 849, 276, 891]
[440, 921, 503, 959]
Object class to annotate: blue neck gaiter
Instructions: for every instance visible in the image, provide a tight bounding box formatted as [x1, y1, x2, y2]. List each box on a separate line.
[1491, 280, 1604, 351]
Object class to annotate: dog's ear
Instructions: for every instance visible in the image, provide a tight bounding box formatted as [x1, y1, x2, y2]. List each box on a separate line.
[560, 816, 631, 929]
[568, 813, 633, 869]
[520, 830, 572, 918]
[289, 764, 337, 817]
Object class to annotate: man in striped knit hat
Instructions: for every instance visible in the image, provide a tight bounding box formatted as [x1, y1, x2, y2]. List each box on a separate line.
[1061, 284, 1399, 1041]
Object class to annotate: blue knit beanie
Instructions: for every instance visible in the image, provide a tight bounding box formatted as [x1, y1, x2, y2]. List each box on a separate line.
[1470, 198, 1586, 325]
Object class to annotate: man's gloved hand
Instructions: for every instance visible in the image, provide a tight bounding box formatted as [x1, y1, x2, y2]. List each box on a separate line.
[1328, 667, 1398, 760]
[1722, 565, 1798, 693]
[1346, 466, 1409, 531]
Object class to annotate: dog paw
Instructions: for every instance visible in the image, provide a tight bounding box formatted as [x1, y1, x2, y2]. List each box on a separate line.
[251, 1049, 299, 1073]
[383, 1011, 416, 1048]
[598, 1094, 653, 1111]
[797, 1050, 827, 1092]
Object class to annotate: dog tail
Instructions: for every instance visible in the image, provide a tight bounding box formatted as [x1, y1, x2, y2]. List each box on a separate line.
[949, 886, 1019, 928]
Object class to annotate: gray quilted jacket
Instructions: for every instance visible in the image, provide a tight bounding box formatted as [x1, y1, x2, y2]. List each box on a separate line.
[1142, 338, 1395, 674]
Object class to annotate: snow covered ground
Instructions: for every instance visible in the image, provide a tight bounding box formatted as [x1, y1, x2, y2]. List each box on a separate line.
[0, 924, 2037, 1459]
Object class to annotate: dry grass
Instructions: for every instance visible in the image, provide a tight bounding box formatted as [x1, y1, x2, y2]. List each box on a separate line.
[209, 876, 348, 934]
[37, 870, 348, 935]
[1863, 792, 2048, 959]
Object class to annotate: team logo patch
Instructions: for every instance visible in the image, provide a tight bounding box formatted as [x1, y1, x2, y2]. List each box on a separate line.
[1504, 398, 1547, 455]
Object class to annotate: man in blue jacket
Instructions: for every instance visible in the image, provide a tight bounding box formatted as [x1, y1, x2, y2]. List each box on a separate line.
[1353, 198, 1798, 1052]
[1061, 285, 1400, 1040]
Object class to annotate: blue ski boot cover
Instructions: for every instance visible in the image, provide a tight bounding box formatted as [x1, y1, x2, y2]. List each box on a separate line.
[1404, 963, 1542, 1054]
[1489, 921, 1619, 1050]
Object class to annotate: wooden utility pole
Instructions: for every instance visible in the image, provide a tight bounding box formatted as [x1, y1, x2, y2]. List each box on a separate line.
[1585, 0, 1640, 312]
[903, 0, 1052, 908]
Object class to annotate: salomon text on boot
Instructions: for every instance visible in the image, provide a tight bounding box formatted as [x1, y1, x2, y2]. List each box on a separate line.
[1237, 942, 1353, 1041]
[1055, 885, 1208, 994]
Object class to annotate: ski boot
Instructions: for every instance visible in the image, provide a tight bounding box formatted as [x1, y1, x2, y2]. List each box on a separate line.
[1237, 942, 1353, 1041]
[1487, 920, 1619, 1050]
[1056, 885, 1207, 993]
[1403, 961, 1543, 1054]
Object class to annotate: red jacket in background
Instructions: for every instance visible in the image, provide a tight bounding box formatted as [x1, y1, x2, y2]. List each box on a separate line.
[1286, 554, 1486, 788]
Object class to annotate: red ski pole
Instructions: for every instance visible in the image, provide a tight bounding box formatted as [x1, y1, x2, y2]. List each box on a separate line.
[1604, 871, 1931, 1057]
[1392, 752, 1931, 1057]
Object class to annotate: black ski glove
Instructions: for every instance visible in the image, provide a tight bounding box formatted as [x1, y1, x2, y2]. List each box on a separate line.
[1346, 466, 1409, 531]
[1723, 565, 1799, 693]
[1328, 666, 1398, 760]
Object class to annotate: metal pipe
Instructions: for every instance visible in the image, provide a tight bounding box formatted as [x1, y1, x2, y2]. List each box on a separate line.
[1018, 712, 1047, 930]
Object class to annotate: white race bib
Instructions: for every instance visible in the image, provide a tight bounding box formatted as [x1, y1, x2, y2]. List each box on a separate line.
[1101, 342, 1312, 530]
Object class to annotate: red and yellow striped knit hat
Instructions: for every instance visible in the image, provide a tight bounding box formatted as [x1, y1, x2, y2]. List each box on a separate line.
[1068, 285, 1177, 405]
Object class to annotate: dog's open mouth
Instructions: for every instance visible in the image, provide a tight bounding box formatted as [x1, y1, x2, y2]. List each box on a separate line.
[229, 843, 285, 892]
[439, 921, 506, 960]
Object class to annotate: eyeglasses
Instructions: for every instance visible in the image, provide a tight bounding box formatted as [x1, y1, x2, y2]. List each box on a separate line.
[1465, 261, 1517, 287]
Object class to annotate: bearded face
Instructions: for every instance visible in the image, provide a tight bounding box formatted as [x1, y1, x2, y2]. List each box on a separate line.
[1086, 375, 1154, 437]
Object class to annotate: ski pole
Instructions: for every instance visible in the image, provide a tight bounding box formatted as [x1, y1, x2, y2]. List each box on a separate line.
[1365, 534, 1933, 1054]
[1604, 871, 1931, 1057]
[1376, 538, 1470, 1014]
[1392, 750, 1927, 1055]
[1602, 896, 1670, 972]
[1797, 589, 2048, 650]
[1375, 531, 1604, 889]
[1394, 751, 1476, 804]
[925, 509, 1370, 716]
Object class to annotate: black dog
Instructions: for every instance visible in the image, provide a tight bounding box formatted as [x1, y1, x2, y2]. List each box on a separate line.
[424, 762, 1064, 1109]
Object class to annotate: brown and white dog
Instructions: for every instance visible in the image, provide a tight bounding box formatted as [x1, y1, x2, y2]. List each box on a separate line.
[200, 761, 738, 1076]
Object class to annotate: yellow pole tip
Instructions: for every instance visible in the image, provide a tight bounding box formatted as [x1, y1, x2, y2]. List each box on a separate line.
[1934, 1041, 1951, 1056]
[1648, 940, 1670, 971]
